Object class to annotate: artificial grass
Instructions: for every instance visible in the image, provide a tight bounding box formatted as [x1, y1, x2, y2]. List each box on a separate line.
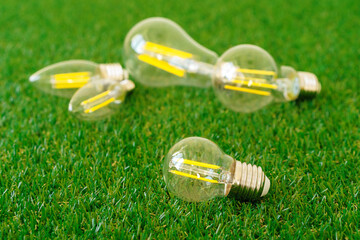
[0, 0, 359, 238]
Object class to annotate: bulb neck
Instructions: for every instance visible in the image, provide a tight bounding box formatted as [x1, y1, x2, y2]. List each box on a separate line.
[119, 79, 135, 92]
[297, 71, 321, 99]
[110, 79, 135, 104]
[227, 160, 270, 201]
[99, 63, 129, 81]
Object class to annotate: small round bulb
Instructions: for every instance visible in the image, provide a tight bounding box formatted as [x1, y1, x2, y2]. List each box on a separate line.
[213, 44, 321, 112]
[68, 79, 135, 121]
[29, 60, 128, 98]
[124, 17, 218, 88]
[163, 137, 270, 202]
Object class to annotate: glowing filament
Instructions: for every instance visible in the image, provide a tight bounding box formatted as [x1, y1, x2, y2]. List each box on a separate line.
[170, 170, 219, 184]
[224, 85, 271, 96]
[169, 158, 222, 184]
[237, 68, 277, 76]
[138, 54, 185, 77]
[232, 79, 278, 89]
[138, 42, 194, 77]
[80, 90, 115, 114]
[144, 42, 193, 59]
[224, 67, 278, 96]
[176, 159, 221, 170]
[52, 72, 90, 89]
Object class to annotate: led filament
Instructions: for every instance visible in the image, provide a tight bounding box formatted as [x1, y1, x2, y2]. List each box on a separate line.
[80, 90, 117, 114]
[169, 158, 230, 184]
[223, 67, 278, 96]
[51, 72, 91, 89]
[133, 36, 196, 78]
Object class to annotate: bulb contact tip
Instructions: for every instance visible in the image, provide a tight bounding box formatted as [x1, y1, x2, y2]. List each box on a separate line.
[298, 71, 321, 99]
[261, 176, 270, 197]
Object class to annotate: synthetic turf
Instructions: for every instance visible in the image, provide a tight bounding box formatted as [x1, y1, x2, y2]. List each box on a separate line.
[0, 0, 359, 238]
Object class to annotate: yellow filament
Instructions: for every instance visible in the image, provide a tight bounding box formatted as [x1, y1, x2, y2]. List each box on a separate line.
[138, 54, 185, 77]
[84, 98, 115, 114]
[144, 42, 193, 59]
[170, 170, 219, 184]
[54, 79, 89, 84]
[54, 83, 88, 89]
[52, 72, 90, 89]
[232, 79, 278, 89]
[54, 72, 90, 79]
[237, 68, 276, 76]
[237, 76, 268, 83]
[224, 85, 271, 96]
[175, 159, 221, 170]
[81, 90, 111, 105]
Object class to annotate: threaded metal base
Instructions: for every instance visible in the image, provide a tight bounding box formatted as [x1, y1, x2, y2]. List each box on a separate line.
[298, 71, 321, 99]
[228, 160, 270, 201]
[99, 63, 129, 81]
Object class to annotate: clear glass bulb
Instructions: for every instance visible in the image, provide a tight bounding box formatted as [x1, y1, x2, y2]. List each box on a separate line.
[29, 60, 128, 98]
[68, 79, 135, 121]
[163, 137, 270, 202]
[213, 44, 321, 112]
[123, 17, 218, 88]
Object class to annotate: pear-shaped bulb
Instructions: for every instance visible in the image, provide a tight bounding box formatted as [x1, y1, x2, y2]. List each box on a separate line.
[124, 17, 218, 88]
[163, 137, 270, 202]
[69, 79, 135, 121]
[29, 60, 128, 98]
[213, 44, 321, 112]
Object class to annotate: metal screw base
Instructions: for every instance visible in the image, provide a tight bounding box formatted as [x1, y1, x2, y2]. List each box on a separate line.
[298, 71, 321, 99]
[99, 63, 129, 81]
[228, 160, 270, 201]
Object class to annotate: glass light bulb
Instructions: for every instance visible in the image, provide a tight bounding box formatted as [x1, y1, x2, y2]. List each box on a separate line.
[124, 17, 218, 88]
[213, 44, 321, 112]
[29, 60, 128, 98]
[68, 79, 135, 121]
[163, 137, 270, 202]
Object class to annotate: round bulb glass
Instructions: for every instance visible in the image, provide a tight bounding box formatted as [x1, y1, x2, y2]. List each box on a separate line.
[213, 44, 302, 112]
[163, 137, 270, 202]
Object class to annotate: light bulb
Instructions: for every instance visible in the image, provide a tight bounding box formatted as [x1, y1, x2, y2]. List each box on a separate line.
[123, 17, 218, 88]
[29, 60, 128, 98]
[68, 79, 135, 121]
[213, 44, 321, 112]
[163, 137, 270, 202]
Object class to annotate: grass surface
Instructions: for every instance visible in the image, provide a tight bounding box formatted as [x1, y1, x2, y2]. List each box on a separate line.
[0, 0, 359, 238]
